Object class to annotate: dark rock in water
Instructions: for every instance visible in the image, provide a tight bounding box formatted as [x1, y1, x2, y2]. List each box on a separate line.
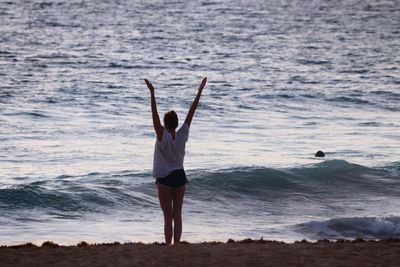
[315, 151, 325, 157]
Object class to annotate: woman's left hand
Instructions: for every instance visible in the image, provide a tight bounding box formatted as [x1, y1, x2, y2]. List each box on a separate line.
[144, 79, 155, 94]
[198, 77, 207, 93]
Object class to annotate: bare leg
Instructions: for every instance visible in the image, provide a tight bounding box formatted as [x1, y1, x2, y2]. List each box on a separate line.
[157, 184, 173, 244]
[172, 185, 185, 244]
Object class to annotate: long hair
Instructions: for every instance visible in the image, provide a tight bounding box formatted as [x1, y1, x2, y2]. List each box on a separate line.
[163, 110, 178, 130]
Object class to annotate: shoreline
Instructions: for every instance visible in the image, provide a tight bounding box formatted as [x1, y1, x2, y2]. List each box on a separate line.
[1, 238, 400, 267]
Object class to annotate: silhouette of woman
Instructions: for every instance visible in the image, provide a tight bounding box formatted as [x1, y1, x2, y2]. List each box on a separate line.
[145, 77, 207, 244]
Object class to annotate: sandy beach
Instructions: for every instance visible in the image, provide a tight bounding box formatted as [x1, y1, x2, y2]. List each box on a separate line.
[1, 239, 400, 267]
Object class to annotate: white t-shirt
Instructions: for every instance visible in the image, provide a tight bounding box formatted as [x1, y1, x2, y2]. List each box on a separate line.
[153, 123, 189, 178]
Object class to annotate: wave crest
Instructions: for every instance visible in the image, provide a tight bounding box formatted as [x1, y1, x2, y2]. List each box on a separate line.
[295, 217, 400, 239]
[188, 160, 399, 198]
[1, 160, 399, 215]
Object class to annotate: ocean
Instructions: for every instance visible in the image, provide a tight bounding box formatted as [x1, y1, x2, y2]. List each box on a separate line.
[1, 0, 399, 245]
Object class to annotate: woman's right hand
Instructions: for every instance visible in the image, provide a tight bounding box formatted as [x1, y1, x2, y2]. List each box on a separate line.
[144, 79, 155, 94]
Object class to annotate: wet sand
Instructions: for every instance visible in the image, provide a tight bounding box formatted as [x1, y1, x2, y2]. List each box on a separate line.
[1, 239, 400, 267]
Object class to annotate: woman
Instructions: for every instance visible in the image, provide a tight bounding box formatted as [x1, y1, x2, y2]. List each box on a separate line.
[145, 77, 207, 244]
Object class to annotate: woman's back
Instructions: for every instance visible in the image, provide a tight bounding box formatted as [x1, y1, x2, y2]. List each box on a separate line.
[153, 123, 189, 178]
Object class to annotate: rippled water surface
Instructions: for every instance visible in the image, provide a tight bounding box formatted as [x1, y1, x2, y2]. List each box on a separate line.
[1, 0, 400, 244]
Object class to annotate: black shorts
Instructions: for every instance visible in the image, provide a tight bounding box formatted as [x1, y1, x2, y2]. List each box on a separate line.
[156, 169, 188, 188]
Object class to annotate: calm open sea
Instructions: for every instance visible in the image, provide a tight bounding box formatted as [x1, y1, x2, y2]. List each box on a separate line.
[1, 0, 400, 245]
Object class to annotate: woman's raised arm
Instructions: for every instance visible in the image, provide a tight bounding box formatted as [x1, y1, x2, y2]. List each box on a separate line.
[145, 79, 163, 141]
[185, 77, 207, 127]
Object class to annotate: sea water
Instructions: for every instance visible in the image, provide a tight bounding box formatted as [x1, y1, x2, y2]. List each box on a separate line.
[1, 0, 400, 245]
